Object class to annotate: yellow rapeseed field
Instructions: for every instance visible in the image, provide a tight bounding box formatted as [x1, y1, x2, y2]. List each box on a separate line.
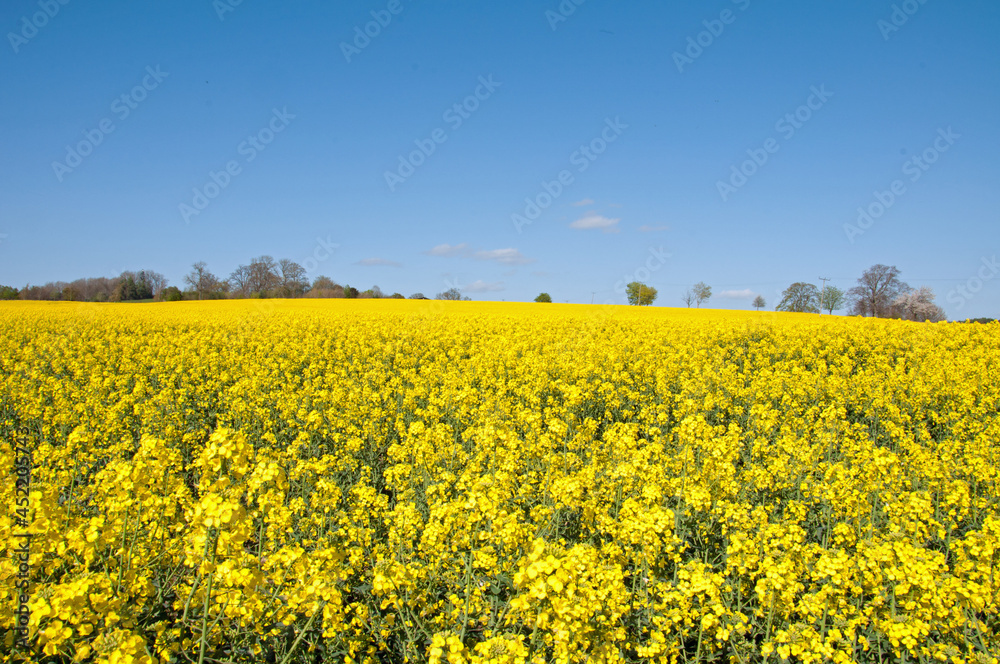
[1, 299, 998, 663]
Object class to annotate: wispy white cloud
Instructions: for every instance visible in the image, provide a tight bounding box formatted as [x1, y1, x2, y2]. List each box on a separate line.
[569, 212, 621, 232]
[355, 258, 402, 267]
[465, 280, 505, 293]
[638, 224, 670, 232]
[718, 288, 756, 299]
[424, 243, 471, 257]
[571, 198, 595, 207]
[474, 248, 534, 265]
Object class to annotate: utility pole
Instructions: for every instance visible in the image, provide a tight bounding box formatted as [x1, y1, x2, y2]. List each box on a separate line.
[818, 277, 830, 315]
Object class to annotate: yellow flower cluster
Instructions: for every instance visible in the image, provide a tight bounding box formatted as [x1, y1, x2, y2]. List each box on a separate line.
[1, 300, 998, 663]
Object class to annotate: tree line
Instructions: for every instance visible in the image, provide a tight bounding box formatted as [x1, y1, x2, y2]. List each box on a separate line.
[0, 261, 987, 323]
[0, 256, 467, 303]
[616, 264, 959, 322]
[771, 264, 948, 322]
[1, 270, 168, 302]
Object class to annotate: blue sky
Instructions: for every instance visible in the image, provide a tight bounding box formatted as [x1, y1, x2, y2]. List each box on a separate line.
[1, 0, 998, 317]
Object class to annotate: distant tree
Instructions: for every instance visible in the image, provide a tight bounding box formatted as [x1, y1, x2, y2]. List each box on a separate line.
[818, 285, 846, 314]
[0, 285, 18, 300]
[18, 283, 60, 300]
[142, 270, 168, 298]
[359, 285, 384, 299]
[409, 292, 427, 300]
[681, 289, 695, 308]
[693, 282, 712, 308]
[892, 286, 946, 322]
[626, 282, 657, 306]
[312, 275, 337, 291]
[848, 264, 909, 318]
[436, 288, 462, 301]
[247, 256, 280, 296]
[343, 285, 359, 299]
[61, 285, 82, 301]
[160, 286, 184, 301]
[390, 292, 405, 299]
[777, 282, 820, 313]
[752, 295, 766, 311]
[112, 271, 154, 302]
[228, 264, 251, 296]
[534, 292, 552, 303]
[187, 262, 222, 300]
[277, 259, 309, 298]
[305, 276, 344, 298]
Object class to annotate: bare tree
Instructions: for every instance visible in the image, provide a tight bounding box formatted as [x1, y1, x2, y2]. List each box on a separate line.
[681, 289, 695, 308]
[848, 264, 910, 317]
[277, 259, 308, 297]
[230, 256, 280, 296]
[752, 295, 766, 311]
[185, 262, 221, 300]
[248, 256, 280, 295]
[436, 288, 462, 300]
[144, 271, 168, 298]
[893, 286, 946, 322]
[228, 264, 251, 296]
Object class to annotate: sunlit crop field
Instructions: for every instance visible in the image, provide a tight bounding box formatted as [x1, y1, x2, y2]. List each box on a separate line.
[1, 300, 998, 663]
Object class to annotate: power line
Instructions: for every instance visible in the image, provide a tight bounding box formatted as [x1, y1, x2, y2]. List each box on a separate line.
[818, 277, 830, 315]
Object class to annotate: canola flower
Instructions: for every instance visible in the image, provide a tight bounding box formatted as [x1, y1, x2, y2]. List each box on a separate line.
[0, 299, 998, 663]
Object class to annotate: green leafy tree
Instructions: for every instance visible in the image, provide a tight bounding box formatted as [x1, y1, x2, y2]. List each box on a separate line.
[777, 282, 820, 313]
[693, 282, 712, 307]
[819, 285, 846, 314]
[0, 285, 19, 300]
[626, 282, 657, 306]
[534, 292, 552, 303]
[160, 286, 184, 301]
[752, 295, 766, 311]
